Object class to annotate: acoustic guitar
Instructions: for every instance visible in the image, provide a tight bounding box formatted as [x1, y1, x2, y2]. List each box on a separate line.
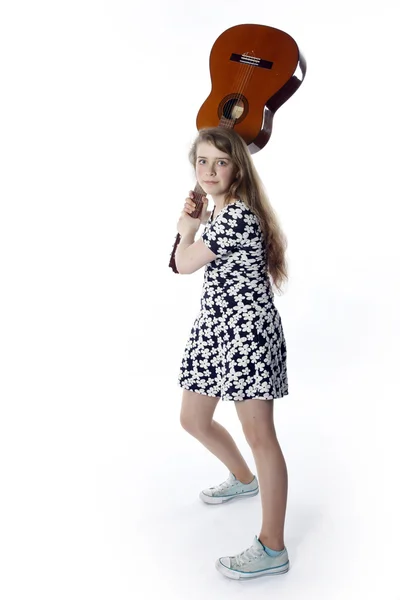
[169, 23, 306, 273]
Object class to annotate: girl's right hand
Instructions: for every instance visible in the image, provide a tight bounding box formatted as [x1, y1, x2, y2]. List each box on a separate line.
[184, 191, 210, 225]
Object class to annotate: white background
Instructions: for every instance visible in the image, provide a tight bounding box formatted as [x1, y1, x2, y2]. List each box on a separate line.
[1, 0, 399, 598]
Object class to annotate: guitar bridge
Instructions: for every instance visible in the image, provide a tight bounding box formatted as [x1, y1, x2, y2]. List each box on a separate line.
[230, 53, 273, 70]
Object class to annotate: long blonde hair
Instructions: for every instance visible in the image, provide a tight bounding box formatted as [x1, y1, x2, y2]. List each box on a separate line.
[189, 127, 288, 295]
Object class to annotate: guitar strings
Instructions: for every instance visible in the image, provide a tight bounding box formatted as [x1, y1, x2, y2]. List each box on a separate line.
[229, 50, 258, 126]
[239, 51, 259, 107]
[219, 61, 246, 128]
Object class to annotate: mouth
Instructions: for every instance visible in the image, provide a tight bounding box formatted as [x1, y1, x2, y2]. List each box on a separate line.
[204, 181, 218, 184]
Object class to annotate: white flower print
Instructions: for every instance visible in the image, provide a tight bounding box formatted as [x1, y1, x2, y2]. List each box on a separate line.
[178, 199, 288, 402]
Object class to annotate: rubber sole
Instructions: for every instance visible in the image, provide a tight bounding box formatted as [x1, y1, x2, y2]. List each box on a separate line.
[215, 559, 290, 580]
[199, 487, 259, 504]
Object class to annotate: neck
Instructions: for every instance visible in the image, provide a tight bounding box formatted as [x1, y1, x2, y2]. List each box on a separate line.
[212, 196, 238, 213]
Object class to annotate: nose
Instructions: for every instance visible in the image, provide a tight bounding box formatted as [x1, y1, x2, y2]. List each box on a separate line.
[206, 164, 216, 176]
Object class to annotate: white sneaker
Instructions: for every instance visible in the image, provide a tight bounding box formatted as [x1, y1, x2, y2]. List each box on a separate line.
[199, 472, 259, 504]
[216, 535, 290, 580]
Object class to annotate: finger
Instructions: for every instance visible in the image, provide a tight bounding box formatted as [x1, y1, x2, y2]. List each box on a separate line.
[184, 198, 197, 211]
[184, 201, 194, 213]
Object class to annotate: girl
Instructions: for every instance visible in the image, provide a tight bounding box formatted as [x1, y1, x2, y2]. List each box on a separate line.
[175, 127, 289, 581]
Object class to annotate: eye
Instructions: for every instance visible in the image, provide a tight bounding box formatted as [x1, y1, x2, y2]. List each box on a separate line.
[197, 159, 206, 164]
[218, 160, 227, 166]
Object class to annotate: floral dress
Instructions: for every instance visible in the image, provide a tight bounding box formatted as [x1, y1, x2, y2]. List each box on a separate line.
[177, 198, 288, 402]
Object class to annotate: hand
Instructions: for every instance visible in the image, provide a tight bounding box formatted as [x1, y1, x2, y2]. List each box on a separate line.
[183, 191, 210, 225]
[177, 191, 209, 237]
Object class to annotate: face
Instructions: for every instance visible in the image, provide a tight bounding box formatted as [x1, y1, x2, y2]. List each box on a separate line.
[195, 141, 237, 201]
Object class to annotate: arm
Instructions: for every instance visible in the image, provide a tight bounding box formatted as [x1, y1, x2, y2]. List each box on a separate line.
[175, 233, 195, 273]
[175, 233, 217, 274]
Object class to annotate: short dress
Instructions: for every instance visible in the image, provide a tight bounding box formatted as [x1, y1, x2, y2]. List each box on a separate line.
[177, 198, 288, 402]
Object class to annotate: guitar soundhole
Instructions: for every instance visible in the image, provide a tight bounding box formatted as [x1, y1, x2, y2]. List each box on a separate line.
[218, 94, 248, 124]
[223, 98, 244, 119]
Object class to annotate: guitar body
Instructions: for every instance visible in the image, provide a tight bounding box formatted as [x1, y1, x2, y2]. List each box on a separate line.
[196, 24, 306, 153]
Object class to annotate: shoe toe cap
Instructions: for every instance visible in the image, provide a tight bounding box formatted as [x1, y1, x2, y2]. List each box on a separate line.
[218, 556, 231, 568]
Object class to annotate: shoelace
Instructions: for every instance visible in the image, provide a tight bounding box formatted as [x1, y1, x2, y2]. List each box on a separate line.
[235, 545, 264, 567]
[210, 479, 232, 493]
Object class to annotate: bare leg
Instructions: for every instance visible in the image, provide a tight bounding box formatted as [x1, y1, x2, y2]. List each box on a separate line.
[203, 420, 255, 484]
[236, 399, 288, 551]
[180, 389, 254, 484]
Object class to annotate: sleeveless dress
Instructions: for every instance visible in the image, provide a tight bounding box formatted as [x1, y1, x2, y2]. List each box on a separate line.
[177, 198, 288, 402]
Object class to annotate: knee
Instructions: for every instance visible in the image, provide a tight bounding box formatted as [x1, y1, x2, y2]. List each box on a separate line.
[180, 412, 212, 438]
[242, 424, 277, 449]
[180, 412, 195, 433]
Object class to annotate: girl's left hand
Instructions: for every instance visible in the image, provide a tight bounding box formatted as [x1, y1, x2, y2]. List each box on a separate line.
[177, 193, 208, 237]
